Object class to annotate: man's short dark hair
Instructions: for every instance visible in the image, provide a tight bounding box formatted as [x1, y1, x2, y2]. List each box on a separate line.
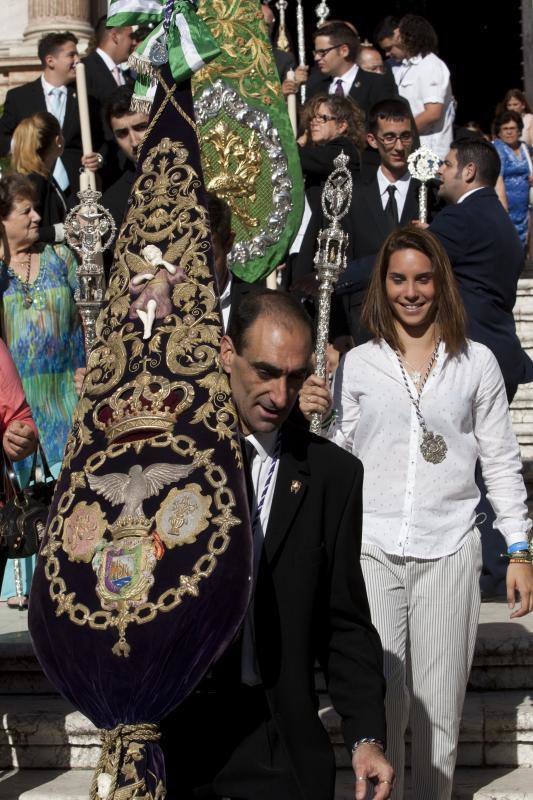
[227, 289, 314, 355]
[451, 137, 501, 188]
[367, 98, 413, 135]
[313, 22, 360, 62]
[206, 193, 232, 245]
[104, 85, 135, 129]
[374, 16, 400, 44]
[398, 14, 438, 58]
[37, 32, 78, 65]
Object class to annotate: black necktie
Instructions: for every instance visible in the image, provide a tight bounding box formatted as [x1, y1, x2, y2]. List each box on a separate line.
[240, 437, 255, 512]
[385, 184, 399, 228]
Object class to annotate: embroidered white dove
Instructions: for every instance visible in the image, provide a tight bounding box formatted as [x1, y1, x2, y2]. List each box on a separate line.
[87, 463, 196, 521]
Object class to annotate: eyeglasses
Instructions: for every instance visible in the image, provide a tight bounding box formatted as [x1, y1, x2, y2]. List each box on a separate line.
[312, 113, 339, 124]
[313, 44, 345, 58]
[376, 132, 414, 146]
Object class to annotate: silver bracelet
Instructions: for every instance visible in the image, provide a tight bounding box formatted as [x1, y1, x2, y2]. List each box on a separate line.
[351, 737, 385, 754]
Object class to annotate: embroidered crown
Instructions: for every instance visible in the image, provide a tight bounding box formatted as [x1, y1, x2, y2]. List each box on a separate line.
[93, 371, 194, 444]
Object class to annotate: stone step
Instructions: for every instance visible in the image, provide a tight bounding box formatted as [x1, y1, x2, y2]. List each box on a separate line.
[320, 691, 533, 770]
[336, 767, 533, 799]
[2, 601, 533, 694]
[1, 691, 533, 771]
[1, 768, 533, 800]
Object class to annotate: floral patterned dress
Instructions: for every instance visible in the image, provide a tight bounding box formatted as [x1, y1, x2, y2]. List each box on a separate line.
[0, 243, 85, 599]
[493, 138, 531, 246]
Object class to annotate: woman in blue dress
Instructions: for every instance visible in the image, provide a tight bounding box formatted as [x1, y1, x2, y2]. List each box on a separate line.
[493, 110, 533, 247]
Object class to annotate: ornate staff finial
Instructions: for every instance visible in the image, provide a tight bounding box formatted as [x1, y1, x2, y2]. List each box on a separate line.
[315, 1, 331, 26]
[64, 188, 116, 352]
[296, 0, 306, 103]
[310, 152, 353, 434]
[275, 0, 290, 51]
[407, 145, 440, 224]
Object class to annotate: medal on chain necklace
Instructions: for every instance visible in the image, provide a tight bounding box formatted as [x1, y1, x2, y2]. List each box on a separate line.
[396, 339, 448, 465]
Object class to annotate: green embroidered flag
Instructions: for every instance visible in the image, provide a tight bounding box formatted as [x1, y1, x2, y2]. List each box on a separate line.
[192, 0, 304, 283]
[107, 0, 221, 113]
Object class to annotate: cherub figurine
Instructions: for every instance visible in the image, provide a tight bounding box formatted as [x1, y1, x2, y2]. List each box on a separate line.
[128, 245, 186, 339]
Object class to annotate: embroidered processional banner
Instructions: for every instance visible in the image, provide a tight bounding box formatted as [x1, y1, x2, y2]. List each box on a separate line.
[192, 0, 305, 283]
[28, 51, 252, 800]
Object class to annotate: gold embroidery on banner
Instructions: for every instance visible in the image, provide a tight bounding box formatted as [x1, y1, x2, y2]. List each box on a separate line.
[42, 435, 241, 657]
[197, 0, 281, 104]
[63, 501, 107, 563]
[203, 121, 261, 227]
[156, 483, 212, 547]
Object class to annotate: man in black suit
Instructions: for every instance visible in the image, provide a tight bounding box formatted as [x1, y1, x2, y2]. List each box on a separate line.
[162, 290, 393, 800]
[101, 86, 148, 276]
[205, 192, 257, 332]
[295, 99, 433, 342]
[431, 137, 533, 400]
[0, 32, 101, 200]
[306, 22, 397, 116]
[83, 16, 134, 107]
[84, 16, 135, 188]
[432, 138, 533, 598]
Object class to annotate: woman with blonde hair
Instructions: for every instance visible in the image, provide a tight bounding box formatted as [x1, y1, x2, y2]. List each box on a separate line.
[300, 226, 533, 798]
[11, 111, 67, 244]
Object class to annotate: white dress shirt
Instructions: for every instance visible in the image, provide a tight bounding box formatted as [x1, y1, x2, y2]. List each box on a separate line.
[377, 167, 411, 220]
[96, 47, 125, 85]
[41, 75, 67, 124]
[241, 429, 280, 685]
[330, 339, 531, 558]
[457, 186, 484, 204]
[218, 274, 232, 332]
[328, 63, 359, 96]
[392, 52, 455, 159]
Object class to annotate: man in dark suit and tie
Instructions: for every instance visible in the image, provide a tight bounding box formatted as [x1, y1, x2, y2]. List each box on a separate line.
[295, 98, 435, 342]
[83, 16, 135, 188]
[162, 290, 393, 800]
[0, 32, 102, 200]
[306, 22, 398, 115]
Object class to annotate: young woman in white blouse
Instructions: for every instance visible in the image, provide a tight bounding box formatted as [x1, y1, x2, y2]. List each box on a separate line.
[300, 226, 533, 799]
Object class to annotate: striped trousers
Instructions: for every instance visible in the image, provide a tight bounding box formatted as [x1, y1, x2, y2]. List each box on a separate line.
[361, 530, 482, 800]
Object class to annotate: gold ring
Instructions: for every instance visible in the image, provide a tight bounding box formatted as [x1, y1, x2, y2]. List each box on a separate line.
[379, 779, 393, 785]
[355, 776, 366, 781]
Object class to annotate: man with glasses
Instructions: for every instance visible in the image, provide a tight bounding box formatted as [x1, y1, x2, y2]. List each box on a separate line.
[338, 99, 438, 341]
[306, 22, 397, 116]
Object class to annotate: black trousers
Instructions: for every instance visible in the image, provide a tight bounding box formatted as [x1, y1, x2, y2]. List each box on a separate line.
[161, 682, 299, 800]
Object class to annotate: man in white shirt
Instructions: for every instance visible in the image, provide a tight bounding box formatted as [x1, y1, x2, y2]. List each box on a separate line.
[388, 14, 455, 159]
[305, 21, 398, 116]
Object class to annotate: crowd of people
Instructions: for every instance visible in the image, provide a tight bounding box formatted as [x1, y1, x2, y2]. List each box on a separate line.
[0, 5, 533, 799]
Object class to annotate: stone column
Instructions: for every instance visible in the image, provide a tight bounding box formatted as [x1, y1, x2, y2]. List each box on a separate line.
[23, 0, 93, 51]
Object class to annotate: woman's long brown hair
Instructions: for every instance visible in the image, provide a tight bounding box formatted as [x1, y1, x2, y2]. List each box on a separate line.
[361, 225, 467, 355]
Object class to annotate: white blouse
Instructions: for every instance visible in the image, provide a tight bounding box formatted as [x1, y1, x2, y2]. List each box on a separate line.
[329, 339, 531, 558]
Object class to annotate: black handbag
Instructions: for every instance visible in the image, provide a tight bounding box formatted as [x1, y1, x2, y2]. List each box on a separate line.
[0, 444, 56, 559]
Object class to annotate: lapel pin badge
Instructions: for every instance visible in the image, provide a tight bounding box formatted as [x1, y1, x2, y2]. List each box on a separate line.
[354, 81, 361, 89]
[290, 480, 302, 494]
